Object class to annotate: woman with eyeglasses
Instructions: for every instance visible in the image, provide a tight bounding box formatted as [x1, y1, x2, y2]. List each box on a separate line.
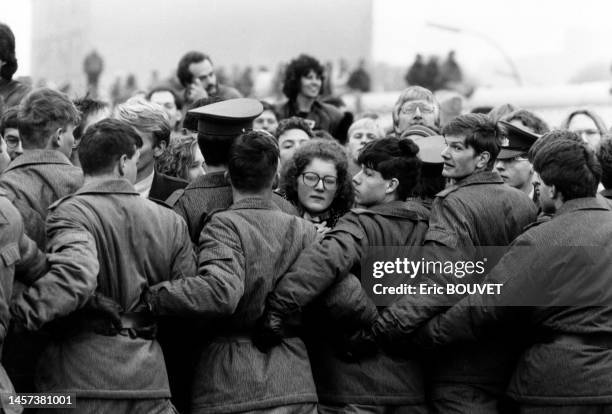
[278, 138, 353, 233]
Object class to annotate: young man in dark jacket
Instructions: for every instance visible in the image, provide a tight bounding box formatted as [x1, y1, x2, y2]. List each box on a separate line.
[257, 137, 431, 413]
[415, 134, 612, 412]
[11, 119, 196, 414]
[144, 130, 319, 414]
[355, 114, 537, 413]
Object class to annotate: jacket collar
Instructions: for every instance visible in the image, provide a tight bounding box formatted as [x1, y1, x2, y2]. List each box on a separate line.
[76, 178, 139, 196]
[5, 149, 73, 172]
[454, 170, 504, 187]
[359, 200, 430, 220]
[600, 188, 612, 199]
[555, 197, 611, 217]
[185, 171, 228, 190]
[229, 196, 279, 211]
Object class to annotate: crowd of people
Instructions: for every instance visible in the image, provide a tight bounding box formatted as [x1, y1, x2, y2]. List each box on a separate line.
[2, 20, 612, 414]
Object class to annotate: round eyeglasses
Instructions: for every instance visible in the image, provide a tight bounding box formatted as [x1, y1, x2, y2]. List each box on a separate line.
[301, 172, 338, 190]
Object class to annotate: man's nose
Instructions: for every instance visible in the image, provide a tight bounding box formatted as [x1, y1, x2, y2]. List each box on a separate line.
[414, 107, 422, 117]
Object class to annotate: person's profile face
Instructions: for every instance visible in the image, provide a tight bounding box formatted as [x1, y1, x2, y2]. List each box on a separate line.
[3, 127, 22, 160]
[187, 144, 205, 181]
[441, 135, 480, 179]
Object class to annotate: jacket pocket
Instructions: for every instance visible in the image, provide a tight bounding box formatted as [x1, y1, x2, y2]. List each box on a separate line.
[0, 243, 19, 267]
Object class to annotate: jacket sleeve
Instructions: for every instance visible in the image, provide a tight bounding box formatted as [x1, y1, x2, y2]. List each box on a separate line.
[14, 232, 47, 285]
[169, 218, 197, 281]
[147, 215, 244, 318]
[10, 204, 100, 331]
[317, 273, 378, 331]
[425, 196, 475, 258]
[267, 213, 366, 318]
[414, 234, 541, 348]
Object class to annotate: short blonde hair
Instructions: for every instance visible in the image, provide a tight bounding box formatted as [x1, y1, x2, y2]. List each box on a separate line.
[347, 118, 384, 139]
[392, 86, 440, 131]
[114, 97, 171, 147]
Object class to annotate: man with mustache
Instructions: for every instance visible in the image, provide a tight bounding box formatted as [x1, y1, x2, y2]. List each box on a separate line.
[176, 51, 241, 105]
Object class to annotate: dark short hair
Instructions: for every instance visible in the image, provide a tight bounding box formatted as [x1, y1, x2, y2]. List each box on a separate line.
[18, 88, 81, 149]
[275, 116, 314, 140]
[177, 51, 211, 87]
[487, 103, 517, 123]
[228, 130, 279, 192]
[79, 119, 143, 176]
[501, 109, 550, 134]
[0, 106, 19, 133]
[280, 138, 354, 215]
[0, 23, 17, 81]
[282, 54, 325, 102]
[73, 97, 110, 139]
[533, 135, 600, 200]
[528, 129, 583, 163]
[598, 135, 612, 189]
[147, 86, 183, 110]
[357, 137, 422, 200]
[442, 113, 500, 169]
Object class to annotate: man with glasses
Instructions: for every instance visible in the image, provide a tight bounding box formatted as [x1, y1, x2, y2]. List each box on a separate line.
[495, 120, 541, 203]
[0, 107, 22, 160]
[392, 86, 441, 137]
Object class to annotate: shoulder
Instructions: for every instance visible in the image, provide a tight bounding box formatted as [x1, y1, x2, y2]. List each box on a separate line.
[218, 84, 242, 99]
[318, 101, 343, 120]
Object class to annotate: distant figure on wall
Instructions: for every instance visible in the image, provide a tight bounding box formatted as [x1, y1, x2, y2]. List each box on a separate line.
[83, 50, 104, 99]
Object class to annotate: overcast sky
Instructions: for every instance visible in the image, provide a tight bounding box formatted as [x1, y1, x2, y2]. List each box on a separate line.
[3, 0, 612, 83]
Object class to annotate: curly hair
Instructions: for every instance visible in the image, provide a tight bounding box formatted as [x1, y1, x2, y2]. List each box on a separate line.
[282, 54, 325, 102]
[155, 134, 199, 180]
[279, 138, 353, 216]
[275, 116, 314, 140]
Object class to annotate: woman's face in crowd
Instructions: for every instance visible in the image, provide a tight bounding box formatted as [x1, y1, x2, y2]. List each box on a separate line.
[278, 129, 310, 166]
[299, 70, 322, 99]
[347, 127, 380, 162]
[297, 157, 338, 215]
[568, 114, 600, 149]
[253, 110, 279, 134]
[187, 144, 205, 181]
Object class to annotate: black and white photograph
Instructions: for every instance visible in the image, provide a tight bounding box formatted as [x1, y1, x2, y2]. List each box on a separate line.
[1, 0, 612, 413]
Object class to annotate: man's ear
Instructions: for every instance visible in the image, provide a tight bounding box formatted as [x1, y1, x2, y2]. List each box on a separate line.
[476, 151, 491, 169]
[152, 139, 167, 158]
[118, 154, 128, 177]
[53, 127, 64, 148]
[385, 178, 400, 195]
[224, 170, 230, 184]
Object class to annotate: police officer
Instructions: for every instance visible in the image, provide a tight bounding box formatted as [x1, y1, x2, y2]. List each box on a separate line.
[495, 120, 541, 202]
[170, 98, 296, 243]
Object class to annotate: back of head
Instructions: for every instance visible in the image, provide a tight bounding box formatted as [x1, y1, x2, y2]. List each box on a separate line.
[392, 86, 440, 129]
[598, 135, 612, 190]
[0, 106, 19, 132]
[177, 51, 210, 87]
[228, 130, 279, 193]
[357, 137, 422, 199]
[0, 23, 17, 81]
[501, 109, 549, 134]
[114, 96, 171, 148]
[528, 129, 583, 163]
[442, 113, 500, 169]
[18, 88, 80, 149]
[533, 133, 601, 200]
[73, 96, 110, 139]
[488, 103, 517, 123]
[79, 119, 143, 176]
